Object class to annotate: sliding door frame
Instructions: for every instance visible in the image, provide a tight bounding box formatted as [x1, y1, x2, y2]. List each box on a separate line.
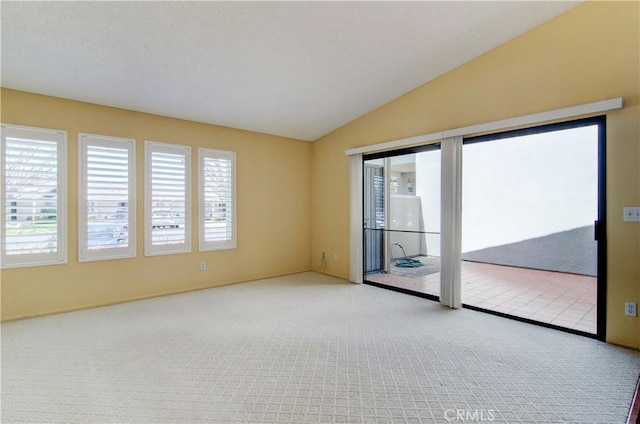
[463, 116, 607, 341]
[347, 98, 620, 340]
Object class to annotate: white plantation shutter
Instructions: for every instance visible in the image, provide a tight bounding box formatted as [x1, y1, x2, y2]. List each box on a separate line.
[199, 148, 236, 251]
[145, 141, 191, 256]
[1, 124, 67, 268]
[78, 134, 136, 262]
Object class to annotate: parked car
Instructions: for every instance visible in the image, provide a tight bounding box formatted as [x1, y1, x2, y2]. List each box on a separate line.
[113, 208, 128, 220]
[152, 209, 179, 229]
[87, 223, 127, 248]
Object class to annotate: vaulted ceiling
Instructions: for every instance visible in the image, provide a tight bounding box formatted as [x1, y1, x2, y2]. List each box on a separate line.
[1, 1, 579, 141]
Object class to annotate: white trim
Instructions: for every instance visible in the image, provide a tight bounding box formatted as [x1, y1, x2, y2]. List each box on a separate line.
[346, 131, 444, 157]
[349, 153, 363, 284]
[439, 136, 463, 309]
[345, 98, 623, 156]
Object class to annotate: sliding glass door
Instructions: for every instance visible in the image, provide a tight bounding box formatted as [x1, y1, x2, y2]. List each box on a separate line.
[360, 117, 606, 339]
[461, 117, 605, 336]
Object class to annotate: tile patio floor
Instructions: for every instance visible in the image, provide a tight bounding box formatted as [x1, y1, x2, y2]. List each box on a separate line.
[366, 260, 597, 334]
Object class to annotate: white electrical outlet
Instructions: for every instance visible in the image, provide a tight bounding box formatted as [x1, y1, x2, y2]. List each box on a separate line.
[332, 253, 338, 261]
[623, 206, 640, 222]
[200, 262, 206, 271]
[625, 302, 637, 317]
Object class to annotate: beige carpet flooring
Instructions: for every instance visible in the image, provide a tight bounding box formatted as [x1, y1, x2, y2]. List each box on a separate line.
[1, 272, 639, 423]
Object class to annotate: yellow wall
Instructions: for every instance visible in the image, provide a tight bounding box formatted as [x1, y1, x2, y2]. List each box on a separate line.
[1, 89, 312, 320]
[2, 2, 639, 350]
[311, 2, 640, 349]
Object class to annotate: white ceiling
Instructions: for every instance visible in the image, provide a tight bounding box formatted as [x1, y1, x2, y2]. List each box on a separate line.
[1, 1, 579, 141]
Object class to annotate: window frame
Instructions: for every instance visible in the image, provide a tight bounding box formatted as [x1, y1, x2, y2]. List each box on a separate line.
[144, 140, 191, 256]
[78, 133, 136, 262]
[198, 148, 237, 251]
[1, 123, 67, 268]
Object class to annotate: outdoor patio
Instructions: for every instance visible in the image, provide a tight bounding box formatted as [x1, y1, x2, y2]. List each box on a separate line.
[365, 258, 597, 334]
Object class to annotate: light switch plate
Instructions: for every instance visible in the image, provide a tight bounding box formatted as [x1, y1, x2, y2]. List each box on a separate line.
[623, 206, 640, 222]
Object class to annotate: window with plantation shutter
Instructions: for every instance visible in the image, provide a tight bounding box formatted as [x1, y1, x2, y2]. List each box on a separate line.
[78, 134, 136, 262]
[145, 141, 191, 256]
[1, 124, 67, 268]
[199, 148, 236, 251]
